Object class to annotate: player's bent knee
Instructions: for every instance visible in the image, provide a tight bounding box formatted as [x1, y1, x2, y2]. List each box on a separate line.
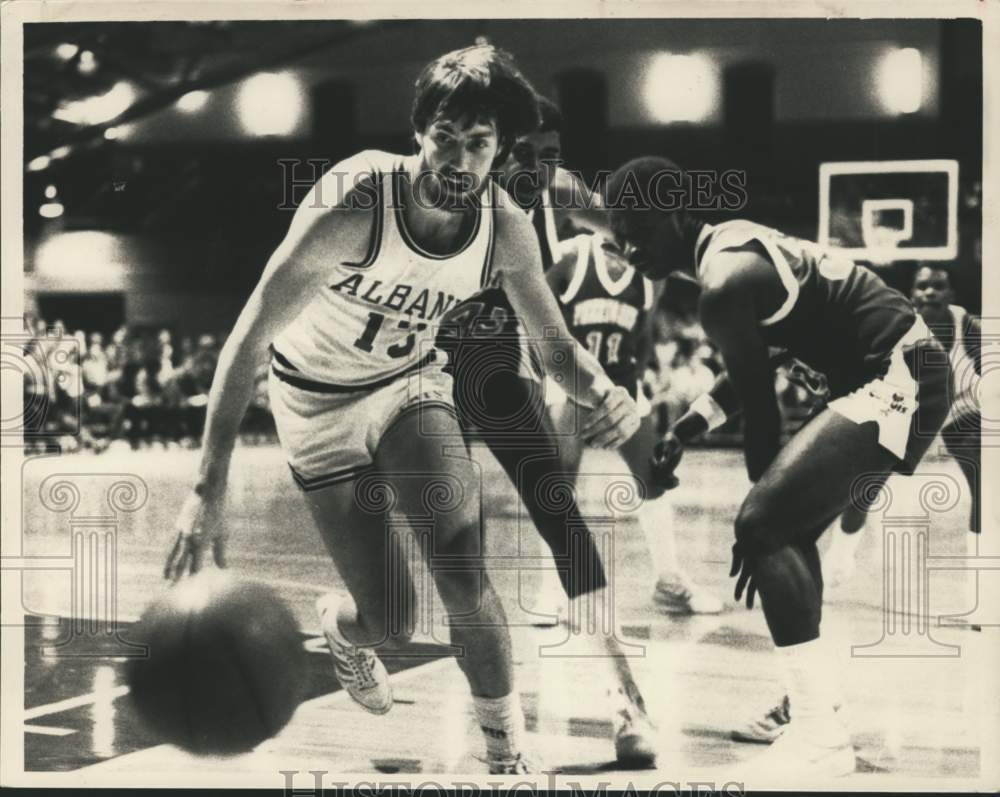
[733, 498, 779, 554]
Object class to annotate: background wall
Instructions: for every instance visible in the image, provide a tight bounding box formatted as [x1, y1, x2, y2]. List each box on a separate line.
[23, 18, 982, 335]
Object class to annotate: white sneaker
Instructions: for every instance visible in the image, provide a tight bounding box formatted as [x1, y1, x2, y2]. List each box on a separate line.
[612, 689, 658, 768]
[731, 694, 791, 743]
[488, 752, 546, 774]
[732, 695, 846, 745]
[653, 577, 724, 615]
[735, 712, 855, 782]
[315, 593, 393, 715]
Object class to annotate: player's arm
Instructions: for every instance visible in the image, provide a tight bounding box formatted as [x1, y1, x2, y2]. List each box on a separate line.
[550, 167, 610, 241]
[492, 202, 639, 449]
[698, 253, 782, 483]
[963, 313, 982, 375]
[669, 349, 794, 444]
[634, 279, 666, 377]
[165, 156, 378, 581]
[543, 238, 579, 298]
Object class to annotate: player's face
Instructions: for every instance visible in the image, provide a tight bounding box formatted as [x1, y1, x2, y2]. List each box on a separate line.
[498, 129, 562, 207]
[609, 208, 682, 280]
[911, 267, 952, 315]
[416, 116, 499, 205]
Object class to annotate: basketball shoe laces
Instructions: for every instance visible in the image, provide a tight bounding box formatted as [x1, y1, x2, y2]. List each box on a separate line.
[338, 646, 379, 691]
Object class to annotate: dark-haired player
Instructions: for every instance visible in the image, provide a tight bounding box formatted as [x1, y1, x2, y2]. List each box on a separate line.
[436, 95, 658, 767]
[607, 156, 951, 777]
[164, 46, 640, 775]
[546, 231, 723, 613]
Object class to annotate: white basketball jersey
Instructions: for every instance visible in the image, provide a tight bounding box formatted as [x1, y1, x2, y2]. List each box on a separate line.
[272, 154, 497, 387]
[946, 304, 981, 423]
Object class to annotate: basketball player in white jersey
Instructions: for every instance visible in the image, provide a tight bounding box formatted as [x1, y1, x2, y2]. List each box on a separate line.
[546, 232, 724, 614]
[163, 46, 639, 775]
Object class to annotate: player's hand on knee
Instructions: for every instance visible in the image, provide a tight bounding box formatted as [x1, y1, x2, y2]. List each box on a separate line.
[729, 541, 757, 609]
[580, 385, 640, 449]
[650, 431, 684, 490]
[164, 486, 229, 583]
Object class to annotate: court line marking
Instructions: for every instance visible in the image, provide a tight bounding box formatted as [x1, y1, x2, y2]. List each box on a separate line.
[23, 685, 130, 721]
[77, 654, 456, 773]
[24, 725, 77, 736]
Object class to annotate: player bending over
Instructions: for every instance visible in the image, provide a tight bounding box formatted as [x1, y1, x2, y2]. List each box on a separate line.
[607, 156, 951, 778]
[163, 46, 638, 775]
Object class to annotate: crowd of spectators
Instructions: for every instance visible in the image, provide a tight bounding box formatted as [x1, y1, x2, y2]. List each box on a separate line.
[21, 315, 272, 454]
[20, 311, 818, 454]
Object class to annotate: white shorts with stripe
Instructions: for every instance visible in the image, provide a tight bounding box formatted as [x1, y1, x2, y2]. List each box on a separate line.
[827, 316, 931, 461]
[268, 361, 456, 491]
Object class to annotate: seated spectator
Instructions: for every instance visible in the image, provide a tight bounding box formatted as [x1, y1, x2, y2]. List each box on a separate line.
[162, 350, 216, 444]
[123, 367, 163, 448]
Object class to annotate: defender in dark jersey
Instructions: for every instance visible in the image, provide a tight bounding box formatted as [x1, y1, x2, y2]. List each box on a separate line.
[436, 99, 658, 767]
[606, 157, 951, 779]
[547, 231, 723, 613]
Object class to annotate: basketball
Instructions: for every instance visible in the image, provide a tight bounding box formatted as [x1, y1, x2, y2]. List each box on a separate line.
[125, 571, 309, 755]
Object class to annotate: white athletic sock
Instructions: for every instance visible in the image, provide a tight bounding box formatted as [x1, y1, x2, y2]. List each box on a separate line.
[473, 693, 526, 761]
[637, 494, 681, 582]
[777, 638, 846, 743]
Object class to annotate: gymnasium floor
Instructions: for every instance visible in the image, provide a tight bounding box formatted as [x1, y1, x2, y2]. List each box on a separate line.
[13, 442, 998, 790]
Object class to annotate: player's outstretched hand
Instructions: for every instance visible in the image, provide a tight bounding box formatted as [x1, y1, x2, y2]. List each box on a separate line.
[650, 431, 684, 490]
[164, 486, 228, 583]
[729, 541, 757, 609]
[580, 384, 640, 449]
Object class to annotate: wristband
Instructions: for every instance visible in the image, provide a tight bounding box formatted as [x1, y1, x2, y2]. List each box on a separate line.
[690, 393, 728, 432]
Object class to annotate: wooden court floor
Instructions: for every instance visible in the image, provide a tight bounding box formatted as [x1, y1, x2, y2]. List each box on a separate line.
[13, 443, 999, 790]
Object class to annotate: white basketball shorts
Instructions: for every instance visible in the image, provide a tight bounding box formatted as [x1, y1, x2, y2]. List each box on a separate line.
[268, 360, 457, 491]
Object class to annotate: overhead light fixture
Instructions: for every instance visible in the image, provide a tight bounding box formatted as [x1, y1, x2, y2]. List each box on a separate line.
[236, 72, 306, 137]
[876, 48, 923, 114]
[45, 185, 57, 199]
[643, 52, 719, 124]
[39, 202, 65, 219]
[78, 50, 98, 74]
[52, 81, 137, 126]
[27, 155, 51, 172]
[55, 43, 79, 60]
[177, 90, 209, 113]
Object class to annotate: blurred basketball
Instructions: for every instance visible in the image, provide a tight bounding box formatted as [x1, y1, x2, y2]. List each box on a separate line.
[125, 570, 308, 755]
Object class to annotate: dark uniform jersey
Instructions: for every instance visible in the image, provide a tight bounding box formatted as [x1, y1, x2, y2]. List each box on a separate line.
[556, 233, 654, 396]
[695, 220, 916, 399]
[436, 189, 564, 380]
